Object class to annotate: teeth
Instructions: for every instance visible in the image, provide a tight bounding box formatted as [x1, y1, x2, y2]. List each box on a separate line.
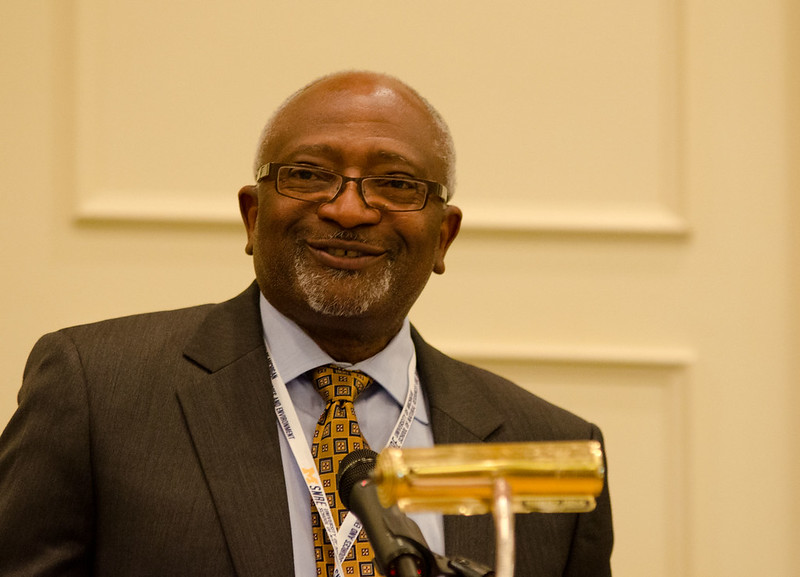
[328, 248, 362, 258]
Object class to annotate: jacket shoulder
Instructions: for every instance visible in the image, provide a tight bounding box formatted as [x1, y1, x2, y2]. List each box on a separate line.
[58, 303, 214, 344]
[27, 284, 262, 382]
[412, 329, 600, 441]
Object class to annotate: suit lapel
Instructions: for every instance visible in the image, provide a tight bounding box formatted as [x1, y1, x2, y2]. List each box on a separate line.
[177, 284, 294, 577]
[411, 329, 503, 566]
[412, 327, 503, 445]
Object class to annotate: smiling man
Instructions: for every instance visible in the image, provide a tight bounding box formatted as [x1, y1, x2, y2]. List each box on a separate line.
[0, 71, 613, 577]
[238, 73, 462, 363]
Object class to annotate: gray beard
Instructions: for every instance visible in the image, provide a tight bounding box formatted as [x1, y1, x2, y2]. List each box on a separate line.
[294, 251, 393, 317]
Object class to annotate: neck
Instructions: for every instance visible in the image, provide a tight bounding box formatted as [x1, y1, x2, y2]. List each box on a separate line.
[296, 315, 403, 364]
[311, 326, 398, 363]
[261, 290, 409, 363]
[314, 337, 387, 363]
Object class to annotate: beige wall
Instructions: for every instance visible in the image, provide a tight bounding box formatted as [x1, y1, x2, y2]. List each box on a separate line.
[2, 1, 798, 575]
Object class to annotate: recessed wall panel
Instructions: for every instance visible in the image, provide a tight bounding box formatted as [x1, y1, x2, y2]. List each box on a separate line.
[73, 0, 685, 234]
[459, 352, 689, 577]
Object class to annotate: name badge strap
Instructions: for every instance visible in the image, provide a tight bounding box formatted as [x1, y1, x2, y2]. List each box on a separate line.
[267, 350, 346, 577]
[387, 348, 420, 449]
[267, 344, 420, 577]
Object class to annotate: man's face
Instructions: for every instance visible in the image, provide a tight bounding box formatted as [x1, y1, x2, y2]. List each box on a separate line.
[239, 75, 461, 335]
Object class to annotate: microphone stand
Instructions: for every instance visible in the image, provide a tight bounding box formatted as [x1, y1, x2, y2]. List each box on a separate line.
[370, 479, 514, 577]
[431, 553, 495, 577]
[492, 478, 515, 577]
[377, 504, 495, 577]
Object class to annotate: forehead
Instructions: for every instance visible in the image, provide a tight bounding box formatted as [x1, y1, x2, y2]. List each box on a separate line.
[264, 77, 445, 177]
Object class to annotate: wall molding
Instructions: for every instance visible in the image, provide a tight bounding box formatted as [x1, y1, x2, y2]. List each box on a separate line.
[441, 342, 694, 369]
[456, 204, 689, 236]
[75, 192, 690, 236]
[75, 191, 240, 224]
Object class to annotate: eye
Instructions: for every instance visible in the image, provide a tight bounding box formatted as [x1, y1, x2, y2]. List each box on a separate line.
[370, 177, 417, 190]
[286, 167, 325, 181]
[277, 165, 339, 195]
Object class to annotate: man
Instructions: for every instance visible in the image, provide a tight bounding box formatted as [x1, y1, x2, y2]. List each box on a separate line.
[0, 71, 613, 576]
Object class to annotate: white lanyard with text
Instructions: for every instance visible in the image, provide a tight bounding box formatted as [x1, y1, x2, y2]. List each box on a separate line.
[267, 345, 420, 577]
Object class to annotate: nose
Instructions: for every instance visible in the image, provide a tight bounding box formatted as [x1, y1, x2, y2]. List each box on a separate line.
[316, 180, 381, 229]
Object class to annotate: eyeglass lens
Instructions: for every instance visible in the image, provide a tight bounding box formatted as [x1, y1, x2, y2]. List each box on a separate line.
[277, 166, 427, 211]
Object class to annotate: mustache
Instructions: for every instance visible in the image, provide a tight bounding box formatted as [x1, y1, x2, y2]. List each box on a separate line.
[320, 230, 371, 243]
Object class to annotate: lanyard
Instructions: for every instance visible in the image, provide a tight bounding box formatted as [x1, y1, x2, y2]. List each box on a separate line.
[267, 345, 420, 577]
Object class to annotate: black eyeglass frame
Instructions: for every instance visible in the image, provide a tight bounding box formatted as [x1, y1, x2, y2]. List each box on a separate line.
[255, 162, 450, 212]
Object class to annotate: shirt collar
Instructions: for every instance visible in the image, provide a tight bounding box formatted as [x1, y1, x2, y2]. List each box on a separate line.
[258, 293, 427, 424]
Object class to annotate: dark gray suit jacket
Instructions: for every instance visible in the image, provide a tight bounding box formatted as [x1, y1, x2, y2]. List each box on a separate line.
[0, 284, 612, 576]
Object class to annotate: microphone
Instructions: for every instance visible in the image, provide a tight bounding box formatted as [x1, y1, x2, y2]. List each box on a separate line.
[338, 449, 435, 577]
[370, 441, 605, 515]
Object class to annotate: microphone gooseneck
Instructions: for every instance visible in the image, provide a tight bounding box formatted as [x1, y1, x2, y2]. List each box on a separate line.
[337, 448, 433, 577]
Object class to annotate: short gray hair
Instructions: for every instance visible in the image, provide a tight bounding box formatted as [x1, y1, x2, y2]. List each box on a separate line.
[252, 70, 457, 200]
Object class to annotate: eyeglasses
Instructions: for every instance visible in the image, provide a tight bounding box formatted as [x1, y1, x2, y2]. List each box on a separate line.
[256, 163, 449, 212]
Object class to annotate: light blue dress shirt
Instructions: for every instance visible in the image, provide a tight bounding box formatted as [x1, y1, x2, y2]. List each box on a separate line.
[258, 295, 445, 576]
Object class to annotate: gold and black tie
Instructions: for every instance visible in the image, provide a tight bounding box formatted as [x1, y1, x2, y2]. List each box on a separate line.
[310, 364, 381, 577]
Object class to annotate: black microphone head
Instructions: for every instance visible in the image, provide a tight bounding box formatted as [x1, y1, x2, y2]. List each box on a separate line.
[338, 448, 378, 510]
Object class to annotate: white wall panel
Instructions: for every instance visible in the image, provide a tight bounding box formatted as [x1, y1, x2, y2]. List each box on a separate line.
[456, 351, 691, 577]
[72, 0, 687, 235]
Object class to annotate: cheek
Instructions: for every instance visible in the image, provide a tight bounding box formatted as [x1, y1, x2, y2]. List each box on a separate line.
[250, 201, 315, 275]
[252, 210, 287, 266]
[393, 225, 443, 281]
[395, 213, 439, 244]
[407, 220, 446, 260]
[254, 200, 298, 245]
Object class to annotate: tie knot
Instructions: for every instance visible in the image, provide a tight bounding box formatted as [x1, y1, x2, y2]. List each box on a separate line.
[312, 364, 373, 404]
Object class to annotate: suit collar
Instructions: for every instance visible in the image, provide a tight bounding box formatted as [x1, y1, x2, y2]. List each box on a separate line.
[183, 282, 265, 373]
[412, 327, 504, 443]
[177, 282, 294, 577]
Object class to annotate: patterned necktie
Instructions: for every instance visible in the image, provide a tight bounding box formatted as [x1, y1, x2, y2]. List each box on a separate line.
[311, 364, 381, 577]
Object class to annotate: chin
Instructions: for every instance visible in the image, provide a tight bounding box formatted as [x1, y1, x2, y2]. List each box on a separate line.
[295, 259, 394, 319]
[306, 299, 371, 318]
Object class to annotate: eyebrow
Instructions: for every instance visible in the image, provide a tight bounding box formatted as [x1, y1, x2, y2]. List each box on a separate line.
[374, 150, 413, 164]
[287, 144, 340, 158]
[285, 145, 416, 168]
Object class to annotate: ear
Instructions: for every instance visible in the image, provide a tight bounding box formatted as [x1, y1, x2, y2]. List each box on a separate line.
[238, 185, 259, 256]
[433, 205, 462, 275]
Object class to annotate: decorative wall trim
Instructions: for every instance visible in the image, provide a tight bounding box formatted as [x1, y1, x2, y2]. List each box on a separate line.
[75, 193, 690, 237]
[75, 192, 240, 224]
[441, 342, 695, 369]
[459, 206, 689, 236]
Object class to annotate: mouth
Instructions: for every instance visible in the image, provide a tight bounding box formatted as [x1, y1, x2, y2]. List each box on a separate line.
[306, 238, 387, 270]
[323, 247, 369, 258]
